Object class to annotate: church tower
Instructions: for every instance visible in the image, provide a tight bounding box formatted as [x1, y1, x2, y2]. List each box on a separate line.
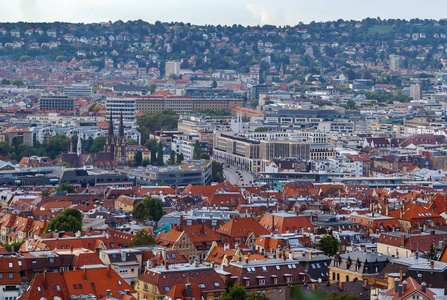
[104, 113, 115, 154]
[114, 113, 127, 166]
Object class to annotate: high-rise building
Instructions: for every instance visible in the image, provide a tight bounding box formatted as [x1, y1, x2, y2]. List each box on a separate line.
[39, 95, 75, 112]
[106, 97, 136, 121]
[389, 55, 400, 71]
[165, 61, 180, 77]
[410, 83, 421, 100]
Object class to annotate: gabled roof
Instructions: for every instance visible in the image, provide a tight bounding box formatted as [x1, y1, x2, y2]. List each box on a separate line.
[216, 217, 269, 238]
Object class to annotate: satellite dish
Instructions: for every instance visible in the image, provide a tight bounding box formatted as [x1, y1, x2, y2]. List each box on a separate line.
[318, 278, 322, 283]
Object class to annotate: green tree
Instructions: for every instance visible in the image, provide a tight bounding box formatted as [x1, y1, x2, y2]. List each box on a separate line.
[156, 142, 164, 166]
[193, 140, 201, 160]
[131, 196, 164, 222]
[0, 79, 10, 85]
[199, 152, 210, 160]
[61, 162, 71, 168]
[320, 234, 339, 256]
[327, 293, 360, 300]
[254, 127, 266, 132]
[146, 81, 156, 94]
[129, 230, 156, 247]
[425, 243, 438, 261]
[2, 241, 24, 252]
[176, 153, 184, 164]
[40, 189, 50, 197]
[12, 79, 24, 86]
[221, 284, 268, 300]
[168, 150, 176, 165]
[128, 139, 138, 145]
[212, 160, 224, 183]
[57, 182, 76, 193]
[135, 151, 143, 166]
[168, 73, 179, 79]
[88, 136, 106, 153]
[346, 99, 357, 110]
[45, 208, 83, 234]
[151, 149, 157, 165]
[211, 79, 217, 88]
[141, 159, 150, 166]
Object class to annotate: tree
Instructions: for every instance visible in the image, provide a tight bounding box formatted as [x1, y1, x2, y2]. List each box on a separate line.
[199, 152, 210, 160]
[176, 153, 184, 164]
[346, 99, 356, 110]
[128, 139, 138, 145]
[327, 293, 360, 300]
[221, 284, 268, 300]
[254, 127, 266, 132]
[131, 196, 164, 222]
[193, 140, 201, 160]
[2, 241, 24, 252]
[211, 79, 217, 88]
[88, 104, 101, 112]
[320, 234, 339, 256]
[135, 151, 143, 166]
[212, 160, 224, 183]
[45, 208, 83, 234]
[425, 243, 438, 261]
[57, 182, 76, 193]
[156, 142, 164, 166]
[151, 149, 157, 165]
[12, 79, 24, 86]
[88, 136, 106, 153]
[40, 189, 50, 197]
[0, 79, 10, 85]
[168, 150, 176, 165]
[168, 73, 179, 79]
[141, 159, 150, 166]
[146, 81, 156, 94]
[129, 230, 156, 247]
[61, 162, 71, 168]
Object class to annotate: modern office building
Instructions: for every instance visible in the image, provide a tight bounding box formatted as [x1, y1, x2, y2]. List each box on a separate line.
[106, 97, 136, 121]
[63, 84, 93, 96]
[134, 96, 242, 114]
[213, 131, 335, 172]
[121, 160, 212, 186]
[389, 54, 400, 71]
[165, 60, 181, 77]
[38, 95, 75, 112]
[410, 83, 422, 100]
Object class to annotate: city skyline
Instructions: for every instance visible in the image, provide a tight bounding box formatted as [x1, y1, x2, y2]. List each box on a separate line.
[4, 0, 447, 26]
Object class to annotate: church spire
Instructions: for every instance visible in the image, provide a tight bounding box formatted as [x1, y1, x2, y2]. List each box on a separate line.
[118, 112, 124, 138]
[108, 112, 114, 136]
[77, 136, 82, 157]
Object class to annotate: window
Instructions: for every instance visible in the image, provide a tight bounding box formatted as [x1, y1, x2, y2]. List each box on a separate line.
[73, 284, 78, 290]
[78, 284, 83, 289]
[0, 274, 2, 279]
[56, 285, 61, 292]
[49, 257, 54, 263]
[171, 253, 177, 259]
[164, 286, 170, 292]
[286, 277, 293, 283]
[214, 282, 220, 287]
[262, 266, 267, 271]
[118, 280, 122, 286]
[90, 282, 96, 289]
[198, 283, 205, 288]
[9, 273, 13, 279]
[8, 262, 13, 268]
[37, 286, 41, 292]
[259, 279, 266, 285]
[273, 278, 278, 284]
[110, 243, 115, 248]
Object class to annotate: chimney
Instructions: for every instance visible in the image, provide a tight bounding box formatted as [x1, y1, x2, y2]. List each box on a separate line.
[165, 261, 169, 270]
[403, 280, 407, 292]
[121, 250, 126, 262]
[11, 245, 14, 253]
[339, 281, 343, 291]
[186, 283, 192, 298]
[309, 251, 313, 260]
[415, 251, 419, 259]
[245, 256, 248, 264]
[400, 208, 403, 219]
[430, 260, 434, 268]
[43, 270, 47, 288]
[400, 234, 405, 247]
[421, 282, 427, 293]
[363, 279, 369, 290]
[312, 283, 317, 292]
[282, 253, 286, 261]
[71, 245, 73, 253]
[399, 269, 403, 281]
[395, 278, 399, 293]
[398, 285, 402, 297]
[108, 264, 111, 279]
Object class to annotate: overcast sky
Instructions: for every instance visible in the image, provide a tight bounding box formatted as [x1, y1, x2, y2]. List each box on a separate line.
[2, 0, 447, 26]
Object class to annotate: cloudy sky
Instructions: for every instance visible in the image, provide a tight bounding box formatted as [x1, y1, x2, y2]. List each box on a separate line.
[2, 0, 447, 26]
